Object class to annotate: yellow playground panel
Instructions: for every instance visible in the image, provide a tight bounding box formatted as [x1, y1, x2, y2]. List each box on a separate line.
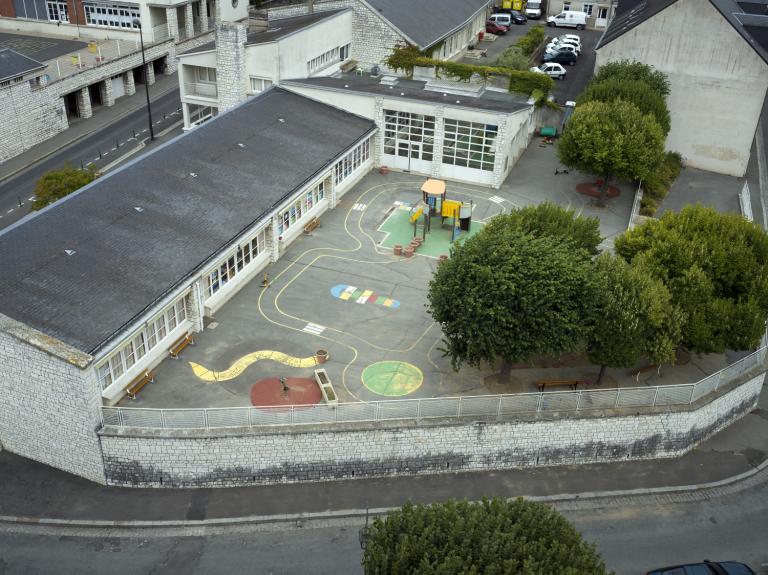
[419, 179, 472, 242]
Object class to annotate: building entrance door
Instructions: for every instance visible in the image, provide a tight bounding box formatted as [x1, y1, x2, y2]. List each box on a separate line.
[595, 6, 608, 27]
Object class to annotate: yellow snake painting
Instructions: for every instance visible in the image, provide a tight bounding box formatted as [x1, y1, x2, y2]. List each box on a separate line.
[189, 350, 318, 383]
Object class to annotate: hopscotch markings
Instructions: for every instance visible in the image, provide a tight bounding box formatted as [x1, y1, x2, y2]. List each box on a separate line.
[489, 195, 505, 204]
[302, 322, 326, 335]
[352, 203, 367, 211]
[331, 284, 400, 308]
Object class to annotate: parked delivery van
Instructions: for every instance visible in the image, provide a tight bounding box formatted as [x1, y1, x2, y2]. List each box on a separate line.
[547, 10, 587, 30]
[525, 0, 542, 18]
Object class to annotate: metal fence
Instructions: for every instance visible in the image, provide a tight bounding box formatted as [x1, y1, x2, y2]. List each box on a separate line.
[101, 346, 767, 431]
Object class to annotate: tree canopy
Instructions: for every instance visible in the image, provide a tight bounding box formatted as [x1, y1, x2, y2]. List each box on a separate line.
[32, 164, 97, 211]
[588, 254, 683, 381]
[484, 201, 602, 255]
[578, 78, 671, 135]
[361, 498, 611, 575]
[592, 59, 670, 97]
[493, 46, 530, 71]
[615, 205, 768, 353]
[427, 223, 596, 383]
[557, 99, 665, 205]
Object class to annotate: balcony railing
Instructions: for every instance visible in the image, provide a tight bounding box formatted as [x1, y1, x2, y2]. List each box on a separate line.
[184, 81, 217, 99]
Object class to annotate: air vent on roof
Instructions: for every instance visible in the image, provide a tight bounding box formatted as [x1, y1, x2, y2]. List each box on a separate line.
[380, 75, 399, 86]
[134, 206, 144, 212]
[237, 143, 245, 148]
[424, 78, 484, 98]
[190, 172, 197, 178]
[64, 249, 76, 256]
[278, 118, 285, 123]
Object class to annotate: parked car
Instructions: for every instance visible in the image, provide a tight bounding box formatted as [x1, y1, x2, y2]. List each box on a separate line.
[529, 62, 567, 80]
[547, 10, 587, 30]
[524, 0, 542, 18]
[546, 37, 582, 54]
[545, 44, 578, 58]
[543, 50, 577, 66]
[647, 560, 756, 575]
[508, 10, 527, 24]
[485, 20, 508, 35]
[488, 13, 513, 27]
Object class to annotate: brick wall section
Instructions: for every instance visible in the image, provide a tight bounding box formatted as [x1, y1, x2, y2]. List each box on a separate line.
[0, 317, 106, 483]
[100, 373, 764, 487]
[269, 1, 406, 69]
[0, 37, 178, 163]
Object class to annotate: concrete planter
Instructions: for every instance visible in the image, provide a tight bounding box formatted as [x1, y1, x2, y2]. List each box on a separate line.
[314, 368, 338, 405]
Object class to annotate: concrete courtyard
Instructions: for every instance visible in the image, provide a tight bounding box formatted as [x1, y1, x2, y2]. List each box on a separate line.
[122, 141, 729, 409]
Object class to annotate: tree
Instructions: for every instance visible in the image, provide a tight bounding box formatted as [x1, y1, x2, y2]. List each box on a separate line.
[427, 225, 596, 384]
[493, 46, 529, 71]
[32, 164, 97, 211]
[484, 201, 602, 255]
[557, 99, 665, 206]
[578, 78, 671, 135]
[588, 254, 683, 384]
[592, 59, 670, 98]
[361, 498, 611, 575]
[615, 205, 768, 354]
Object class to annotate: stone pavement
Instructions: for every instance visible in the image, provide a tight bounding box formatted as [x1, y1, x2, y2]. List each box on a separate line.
[0, 380, 765, 525]
[0, 72, 180, 184]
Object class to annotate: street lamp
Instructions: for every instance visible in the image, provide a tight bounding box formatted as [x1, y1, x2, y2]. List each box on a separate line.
[132, 18, 155, 141]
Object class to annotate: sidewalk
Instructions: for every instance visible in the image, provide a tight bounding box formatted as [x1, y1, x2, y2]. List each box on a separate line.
[0, 72, 180, 184]
[1, 381, 765, 526]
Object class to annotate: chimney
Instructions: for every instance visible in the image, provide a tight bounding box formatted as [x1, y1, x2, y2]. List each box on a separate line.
[215, 22, 248, 113]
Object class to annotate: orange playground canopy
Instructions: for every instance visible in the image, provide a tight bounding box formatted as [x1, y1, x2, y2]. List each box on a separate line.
[421, 178, 446, 197]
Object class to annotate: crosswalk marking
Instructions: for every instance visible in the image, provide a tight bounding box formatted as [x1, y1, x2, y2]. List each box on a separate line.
[302, 322, 326, 335]
[489, 195, 504, 204]
[352, 203, 367, 211]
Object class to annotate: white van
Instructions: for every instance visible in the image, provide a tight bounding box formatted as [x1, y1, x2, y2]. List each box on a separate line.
[488, 13, 512, 27]
[525, 0, 542, 18]
[547, 11, 587, 30]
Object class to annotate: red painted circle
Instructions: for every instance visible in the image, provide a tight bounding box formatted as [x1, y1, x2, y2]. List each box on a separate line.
[250, 377, 322, 407]
[576, 182, 621, 199]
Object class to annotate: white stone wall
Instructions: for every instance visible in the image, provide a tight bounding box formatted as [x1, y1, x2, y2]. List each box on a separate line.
[215, 22, 248, 112]
[0, 316, 106, 483]
[269, 1, 406, 69]
[0, 38, 178, 164]
[595, 0, 768, 177]
[99, 372, 764, 487]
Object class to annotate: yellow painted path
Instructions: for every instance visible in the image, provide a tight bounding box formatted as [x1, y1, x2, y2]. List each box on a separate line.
[189, 350, 318, 383]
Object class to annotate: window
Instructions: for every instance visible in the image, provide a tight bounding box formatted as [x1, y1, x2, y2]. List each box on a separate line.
[442, 119, 497, 171]
[339, 43, 350, 61]
[563, 2, 571, 10]
[83, 1, 140, 29]
[47, 1, 69, 22]
[383, 110, 435, 161]
[195, 67, 216, 83]
[275, 178, 328, 236]
[307, 45, 344, 74]
[581, 3, 593, 15]
[249, 77, 272, 93]
[204, 229, 266, 298]
[333, 137, 371, 186]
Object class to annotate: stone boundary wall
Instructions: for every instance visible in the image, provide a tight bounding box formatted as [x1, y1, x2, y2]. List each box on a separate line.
[99, 372, 764, 488]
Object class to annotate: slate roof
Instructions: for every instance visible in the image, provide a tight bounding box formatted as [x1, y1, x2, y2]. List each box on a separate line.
[0, 48, 45, 83]
[182, 9, 348, 55]
[0, 88, 375, 355]
[283, 75, 533, 114]
[597, 0, 768, 64]
[363, 0, 492, 49]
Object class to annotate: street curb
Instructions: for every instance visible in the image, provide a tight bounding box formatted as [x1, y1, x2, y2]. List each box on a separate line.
[1, 458, 765, 530]
[0, 82, 180, 186]
[98, 119, 183, 173]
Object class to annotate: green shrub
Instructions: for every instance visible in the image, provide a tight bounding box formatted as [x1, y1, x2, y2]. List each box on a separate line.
[642, 151, 683, 209]
[516, 25, 545, 56]
[593, 59, 670, 97]
[32, 164, 98, 211]
[493, 46, 529, 70]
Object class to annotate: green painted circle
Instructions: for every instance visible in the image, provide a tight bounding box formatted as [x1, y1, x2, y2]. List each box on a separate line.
[362, 361, 423, 397]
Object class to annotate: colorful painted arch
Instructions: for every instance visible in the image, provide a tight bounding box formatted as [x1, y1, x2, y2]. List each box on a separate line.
[330, 284, 400, 308]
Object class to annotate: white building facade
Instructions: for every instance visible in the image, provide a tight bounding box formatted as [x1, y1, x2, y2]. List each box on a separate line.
[545, 0, 616, 28]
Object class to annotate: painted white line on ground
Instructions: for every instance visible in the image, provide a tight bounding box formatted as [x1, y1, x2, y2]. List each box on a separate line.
[92, 158, 100, 162]
[302, 323, 326, 335]
[111, 147, 117, 151]
[352, 203, 367, 211]
[489, 195, 504, 204]
[102, 151, 109, 156]
[28, 196, 35, 201]
[6, 209, 13, 214]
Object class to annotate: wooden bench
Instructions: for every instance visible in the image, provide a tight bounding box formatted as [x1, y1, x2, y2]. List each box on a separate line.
[169, 333, 194, 359]
[303, 217, 320, 235]
[535, 379, 586, 391]
[126, 370, 154, 399]
[635, 364, 661, 382]
[340, 59, 358, 73]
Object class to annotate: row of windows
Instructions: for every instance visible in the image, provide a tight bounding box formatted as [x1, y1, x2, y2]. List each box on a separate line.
[83, 1, 141, 29]
[96, 298, 188, 390]
[277, 180, 327, 236]
[249, 77, 272, 94]
[383, 110, 436, 162]
[205, 230, 266, 298]
[47, 1, 68, 22]
[443, 119, 498, 171]
[333, 138, 370, 186]
[307, 43, 350, 74]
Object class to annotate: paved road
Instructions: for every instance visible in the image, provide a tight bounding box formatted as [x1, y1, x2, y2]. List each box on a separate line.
[1, 479, 766, 575]
[0, 88, 182, 230]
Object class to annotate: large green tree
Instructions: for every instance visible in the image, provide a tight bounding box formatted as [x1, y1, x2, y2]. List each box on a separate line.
[557, 99, 665, 206]
[427, 225, 596, 384]
[592, 59, 670, 97]
[578, 78, 671, 135]
[588, 253, 683, 384]
[485, 201, 602, 255]
[615, 205, 768, 354]
[361, 498, 611, 575]
[32, 164, 97, 211]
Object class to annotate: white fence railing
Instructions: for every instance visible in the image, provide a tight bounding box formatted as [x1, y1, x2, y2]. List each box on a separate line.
[628, 180, 643, 230]
[102, 346, 767, 430]
[184, 82, 218, 99]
